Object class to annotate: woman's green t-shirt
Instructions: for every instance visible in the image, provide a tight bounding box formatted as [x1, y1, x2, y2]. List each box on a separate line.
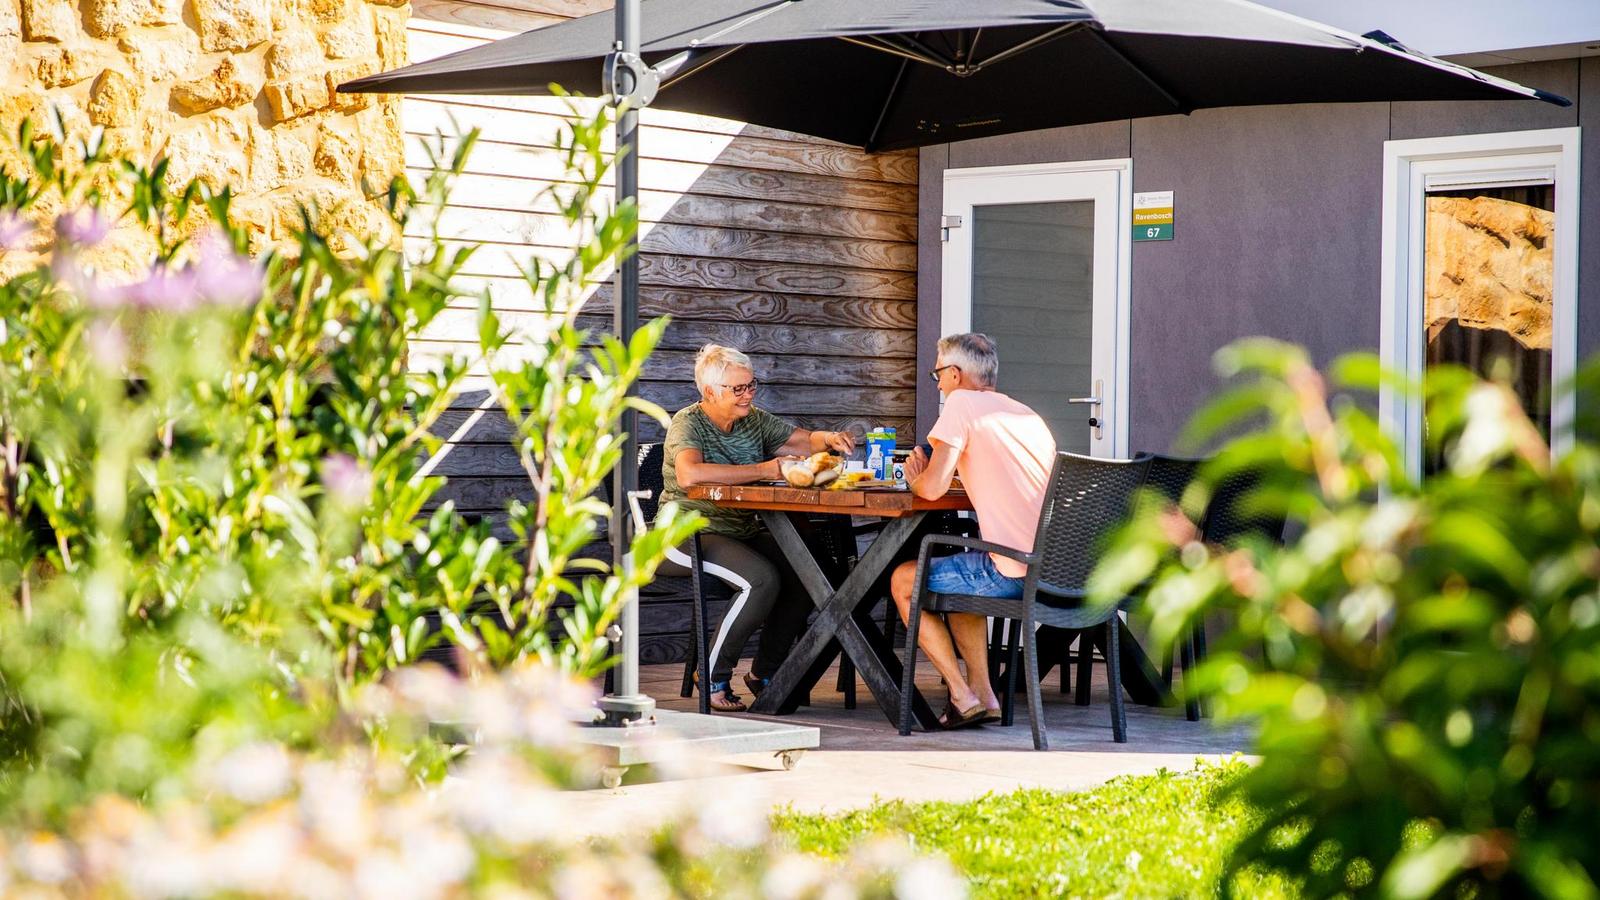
[659, 403, 795, 538]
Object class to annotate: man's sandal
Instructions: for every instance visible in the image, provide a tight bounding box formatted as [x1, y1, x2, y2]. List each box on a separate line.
[937, 700, 987, 730]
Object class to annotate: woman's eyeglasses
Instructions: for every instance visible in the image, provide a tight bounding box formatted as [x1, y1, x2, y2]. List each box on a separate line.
[928, 365, 959, 384]
[722, 380, 759, 397]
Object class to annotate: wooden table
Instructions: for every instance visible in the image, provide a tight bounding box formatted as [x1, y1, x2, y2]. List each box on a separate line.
[686, 483, 970, 730]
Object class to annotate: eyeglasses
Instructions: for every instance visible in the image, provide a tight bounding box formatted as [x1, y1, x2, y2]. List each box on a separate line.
[721, 380, 759, 397]
[928, 365, 960, 384]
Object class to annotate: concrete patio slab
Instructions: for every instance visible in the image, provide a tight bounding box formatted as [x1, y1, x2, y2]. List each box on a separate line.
[558, 658, 1253, 836]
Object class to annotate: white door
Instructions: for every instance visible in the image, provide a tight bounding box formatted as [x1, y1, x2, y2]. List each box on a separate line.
[942, 161, 1133, 457]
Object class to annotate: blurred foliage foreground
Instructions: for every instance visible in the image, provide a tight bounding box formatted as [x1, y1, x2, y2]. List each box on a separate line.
[1096, 343, 1600, 898]
[0, 113, 960, 897]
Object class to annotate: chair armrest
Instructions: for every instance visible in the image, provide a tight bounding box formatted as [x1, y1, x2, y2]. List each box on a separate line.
[917, 534, 1034, 567]
[625, 489, 652, 534]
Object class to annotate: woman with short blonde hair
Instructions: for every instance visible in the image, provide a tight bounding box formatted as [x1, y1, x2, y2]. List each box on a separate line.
[656, 343, 856, 711]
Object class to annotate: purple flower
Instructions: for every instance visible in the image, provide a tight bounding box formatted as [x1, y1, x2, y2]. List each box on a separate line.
[84, 320, 127, 372]
[190, 232, 264, 307]
[320, 453, 373, 506]
[0, 212, 32, 252]
[54, 208, 111, 248]
[119, 265, 201, 312]
[52, 256, 123, 309]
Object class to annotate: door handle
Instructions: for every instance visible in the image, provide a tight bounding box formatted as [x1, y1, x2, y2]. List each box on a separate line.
[1066, 380, 1104, 442]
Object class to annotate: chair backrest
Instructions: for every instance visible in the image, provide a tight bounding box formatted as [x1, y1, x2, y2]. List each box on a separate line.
[1138, 453, 1205, 523]
[1030, 452, 1152, 596]
[632, 441, 665, 527]
[1202, 467, 1287, 547]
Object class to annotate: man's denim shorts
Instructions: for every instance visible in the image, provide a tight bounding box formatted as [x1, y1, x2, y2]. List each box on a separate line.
[926, 551, 1025, 599]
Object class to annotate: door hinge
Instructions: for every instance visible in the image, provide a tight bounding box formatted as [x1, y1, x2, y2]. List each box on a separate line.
[940, 214, 962, 242]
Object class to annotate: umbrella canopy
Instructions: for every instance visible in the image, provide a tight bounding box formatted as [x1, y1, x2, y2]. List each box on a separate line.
[341, 0, 1569, 152]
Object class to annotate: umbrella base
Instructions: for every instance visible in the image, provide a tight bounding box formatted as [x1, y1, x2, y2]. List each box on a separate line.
[577, 709, 820, 787]
[594, 692, 656, 726]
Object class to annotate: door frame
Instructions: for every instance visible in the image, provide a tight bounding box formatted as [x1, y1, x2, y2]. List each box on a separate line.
[1379, 127, 1581, 476]
[940, 158, 1135, 457]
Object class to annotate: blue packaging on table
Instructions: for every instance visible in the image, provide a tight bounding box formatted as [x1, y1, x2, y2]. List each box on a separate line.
[865, 425, 897, 480]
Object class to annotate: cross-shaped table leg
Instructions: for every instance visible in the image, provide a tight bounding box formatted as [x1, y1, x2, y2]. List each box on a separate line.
[748, 510, 939, 731]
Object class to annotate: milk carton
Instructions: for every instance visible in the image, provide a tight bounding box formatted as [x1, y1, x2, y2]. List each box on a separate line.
[865, 426, 897, 480]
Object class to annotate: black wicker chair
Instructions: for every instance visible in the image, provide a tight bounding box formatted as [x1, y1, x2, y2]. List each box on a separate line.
[898, 452, 1152, 749]
[1186, 465, 1289, 692]
[1141, 453, 1207, 722]
[617, 443, 730, 715]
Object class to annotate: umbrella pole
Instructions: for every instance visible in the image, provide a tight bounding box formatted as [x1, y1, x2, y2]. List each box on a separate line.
[597, 0, 654, 727]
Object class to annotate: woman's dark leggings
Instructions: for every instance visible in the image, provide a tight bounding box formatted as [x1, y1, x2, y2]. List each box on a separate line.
[659, 530, 814, 684]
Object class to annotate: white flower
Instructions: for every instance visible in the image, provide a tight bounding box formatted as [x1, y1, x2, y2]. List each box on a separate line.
[761, 853, 829, 900]
[894, 857, 966, 900]
[15, 833, 74, 884]
[208, 742, 293, 804]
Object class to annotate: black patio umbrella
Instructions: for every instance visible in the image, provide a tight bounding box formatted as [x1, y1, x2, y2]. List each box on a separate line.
[340, 0, 1567, 724]
[342, 0, 1568, 152]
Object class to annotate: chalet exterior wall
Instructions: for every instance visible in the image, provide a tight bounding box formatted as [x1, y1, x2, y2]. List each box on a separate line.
[408, 1, 918, 664]
[917, 57, 1599, 452]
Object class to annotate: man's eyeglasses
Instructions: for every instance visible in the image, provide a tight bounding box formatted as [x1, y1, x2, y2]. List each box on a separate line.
[928, 365, 960, 384]
[722, 380, 759, 397]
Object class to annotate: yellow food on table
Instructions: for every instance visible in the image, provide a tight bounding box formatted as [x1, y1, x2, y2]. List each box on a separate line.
[827, 470, 876, 491]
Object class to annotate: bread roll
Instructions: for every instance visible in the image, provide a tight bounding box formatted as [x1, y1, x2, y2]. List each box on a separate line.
[785, 465, 815, 487]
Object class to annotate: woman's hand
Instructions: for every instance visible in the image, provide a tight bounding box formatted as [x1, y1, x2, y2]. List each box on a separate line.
[823, 430, 855, 454]
[766, 456, 802, 481]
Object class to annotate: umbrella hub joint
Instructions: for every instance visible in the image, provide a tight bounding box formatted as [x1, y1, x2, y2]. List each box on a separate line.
[605, 45, 660, 109]
[946, 63, 981, 78]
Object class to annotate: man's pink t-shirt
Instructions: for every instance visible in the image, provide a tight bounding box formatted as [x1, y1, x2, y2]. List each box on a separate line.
[927, 389, 1057, 578]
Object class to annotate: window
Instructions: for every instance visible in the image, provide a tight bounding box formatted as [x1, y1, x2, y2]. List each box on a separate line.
[1381, 129, 1580, 477]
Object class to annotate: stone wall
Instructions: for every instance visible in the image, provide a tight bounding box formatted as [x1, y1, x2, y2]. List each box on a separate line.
[0, 0, 409, 273]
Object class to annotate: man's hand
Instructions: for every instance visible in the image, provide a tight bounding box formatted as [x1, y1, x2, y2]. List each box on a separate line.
[904, 445, 930, 482]
[823, 430, 855, 454]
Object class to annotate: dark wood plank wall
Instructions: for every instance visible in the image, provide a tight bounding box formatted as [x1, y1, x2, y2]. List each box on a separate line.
[406, 1, 917, 663]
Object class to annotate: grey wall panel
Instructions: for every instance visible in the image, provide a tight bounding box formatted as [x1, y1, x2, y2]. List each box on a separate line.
[947, 121, 1132, 170]
[917, 144, 949, 438]
[1390, 59, 1579, 140]
[1128, 103, 1390, 453]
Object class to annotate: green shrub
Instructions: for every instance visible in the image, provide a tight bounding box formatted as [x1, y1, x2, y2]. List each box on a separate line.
[1097, 341, 1600, 898]
[0, 110, 958, 899]
[0, 106, 699, 821]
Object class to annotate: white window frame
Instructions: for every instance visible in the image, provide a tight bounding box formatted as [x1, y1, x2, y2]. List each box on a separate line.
[1379, 127, 1581, 477]
[940, 159, 1135, 457]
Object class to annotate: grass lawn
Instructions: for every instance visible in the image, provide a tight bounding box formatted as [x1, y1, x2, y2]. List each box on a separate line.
[774, 759, 1296, 898]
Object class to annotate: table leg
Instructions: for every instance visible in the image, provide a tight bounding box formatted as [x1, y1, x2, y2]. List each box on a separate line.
[749, 512, 937, 730]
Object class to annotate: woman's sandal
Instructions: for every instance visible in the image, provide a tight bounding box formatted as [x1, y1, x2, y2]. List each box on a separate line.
[693, 672, 747, 712]
[937, 699, 987, 730]
[707, 684, 746, 712]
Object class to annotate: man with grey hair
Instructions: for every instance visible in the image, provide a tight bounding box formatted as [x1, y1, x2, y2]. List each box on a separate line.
[892, 333, 1056, 729]
[657, 343, 856, 711]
